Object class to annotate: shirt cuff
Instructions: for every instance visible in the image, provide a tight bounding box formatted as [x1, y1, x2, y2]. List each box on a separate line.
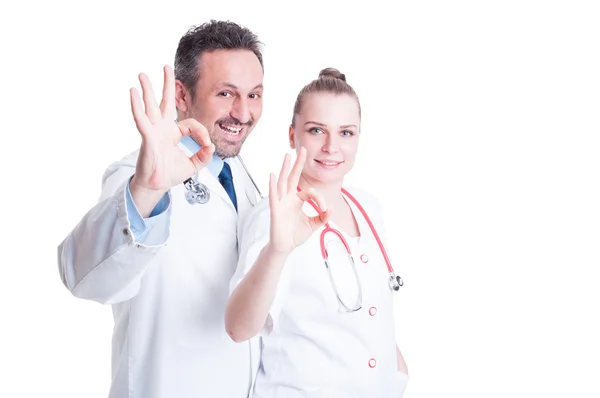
[125, 178, 170, 241]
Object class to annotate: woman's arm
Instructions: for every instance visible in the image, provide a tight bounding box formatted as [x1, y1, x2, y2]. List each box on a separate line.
[225, 242, 290, 342]
[226, 149, 328, 343]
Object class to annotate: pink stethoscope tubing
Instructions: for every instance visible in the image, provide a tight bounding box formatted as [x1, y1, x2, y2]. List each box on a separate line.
[298, 186, 403, 312]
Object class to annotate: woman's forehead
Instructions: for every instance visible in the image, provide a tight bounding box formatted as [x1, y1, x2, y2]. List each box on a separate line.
[299, 93, 360, 126]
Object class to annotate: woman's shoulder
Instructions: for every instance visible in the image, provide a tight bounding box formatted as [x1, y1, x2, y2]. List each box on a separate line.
[342, 185, 383, 209]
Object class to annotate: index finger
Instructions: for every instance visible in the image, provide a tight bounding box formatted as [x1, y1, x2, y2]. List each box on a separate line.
[177, 118, 212, 147]
[297, 187, 327, 213]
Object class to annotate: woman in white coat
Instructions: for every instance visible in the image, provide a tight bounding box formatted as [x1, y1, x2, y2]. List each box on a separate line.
[226, 68, 409, 397]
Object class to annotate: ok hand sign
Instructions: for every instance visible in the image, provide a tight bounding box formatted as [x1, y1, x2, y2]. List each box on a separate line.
[268, 147, 330, 255]
[129, 65, 215, 216]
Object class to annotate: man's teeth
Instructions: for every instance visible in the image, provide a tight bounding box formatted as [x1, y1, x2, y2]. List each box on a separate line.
[220, 125, 242, 135]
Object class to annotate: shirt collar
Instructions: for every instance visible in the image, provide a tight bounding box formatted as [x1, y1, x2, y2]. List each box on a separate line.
[206, 154, 224, 177]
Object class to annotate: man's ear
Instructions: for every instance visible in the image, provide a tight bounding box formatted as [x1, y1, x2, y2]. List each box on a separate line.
[175, 80, 189, 113]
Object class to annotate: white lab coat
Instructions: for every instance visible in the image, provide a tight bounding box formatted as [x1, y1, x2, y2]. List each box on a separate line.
[58, 149, 261, 398]
[232, 187, 409, 398]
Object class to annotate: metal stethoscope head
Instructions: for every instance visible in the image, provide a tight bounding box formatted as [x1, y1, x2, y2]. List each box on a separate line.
[183, 154, 264, 204]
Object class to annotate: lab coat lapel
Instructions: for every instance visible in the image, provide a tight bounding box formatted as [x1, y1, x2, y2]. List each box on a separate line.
[196, 167, 234, 210]
[229, 157, 260, 218]
[196, 158, 259, 213]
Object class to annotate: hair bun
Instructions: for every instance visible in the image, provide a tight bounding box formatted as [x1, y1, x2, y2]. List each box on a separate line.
[318, 67, 346, 82]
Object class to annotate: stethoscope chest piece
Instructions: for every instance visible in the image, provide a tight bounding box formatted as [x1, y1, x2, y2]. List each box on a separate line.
[184, 178, 210, 205]
[389, 274, 404, 291]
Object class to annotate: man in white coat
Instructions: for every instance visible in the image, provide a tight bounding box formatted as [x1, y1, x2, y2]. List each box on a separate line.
[57, 20, 265, 398]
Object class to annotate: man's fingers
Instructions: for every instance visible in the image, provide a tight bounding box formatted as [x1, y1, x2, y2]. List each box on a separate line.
[287, 147, 306, 193]
[189, 144, 215, 170]
[177, 119, 212, 147]
[277, 153, 291, 199]
[130, 88, 152, 136]
[138, 73, 161, 122]
[159, 65, 176, 120]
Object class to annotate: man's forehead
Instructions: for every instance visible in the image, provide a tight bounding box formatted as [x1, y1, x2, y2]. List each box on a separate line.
[196, 51, 263, 91]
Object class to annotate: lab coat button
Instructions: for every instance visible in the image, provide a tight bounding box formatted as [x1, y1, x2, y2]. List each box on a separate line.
[360, 254, 368, 263]
[369, 306, 377, 316]
[368, 358, 377, 368]
[122, 228, 128, 235]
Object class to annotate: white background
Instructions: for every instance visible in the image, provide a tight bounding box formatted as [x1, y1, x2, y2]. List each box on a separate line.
[1, 0, 599, 397]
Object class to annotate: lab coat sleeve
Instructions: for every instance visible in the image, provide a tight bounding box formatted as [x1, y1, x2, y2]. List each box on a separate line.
[231, 198, 286, 335]
[57, 150, 172, 304]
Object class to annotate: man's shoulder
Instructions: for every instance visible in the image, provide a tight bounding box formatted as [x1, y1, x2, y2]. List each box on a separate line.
[101, 148, 140, 185]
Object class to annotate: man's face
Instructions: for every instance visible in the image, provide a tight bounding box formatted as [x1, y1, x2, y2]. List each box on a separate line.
[176, 49, 264, 158]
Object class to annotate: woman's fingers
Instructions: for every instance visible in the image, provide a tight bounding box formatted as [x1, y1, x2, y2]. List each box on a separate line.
[287, 147, 306, 194]
[277, 153, 291, 199]
[268, 173, 278, 213]
[297, 187, 327, 214]
[307, 209, 330, 231]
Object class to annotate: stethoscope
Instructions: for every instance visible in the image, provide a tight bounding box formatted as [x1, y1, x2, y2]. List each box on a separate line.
[183, 155, 264, 205]
[300, 186, 403, 313]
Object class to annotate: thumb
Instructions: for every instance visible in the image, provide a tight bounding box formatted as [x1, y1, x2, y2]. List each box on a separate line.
[297, 187, 327, 213]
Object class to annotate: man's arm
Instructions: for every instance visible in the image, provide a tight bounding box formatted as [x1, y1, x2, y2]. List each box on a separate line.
[57, 152, 171, 304]
[57, 66, 214, 304]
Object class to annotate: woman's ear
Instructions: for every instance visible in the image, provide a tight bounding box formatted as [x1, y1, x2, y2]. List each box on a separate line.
[288, 125, 296, 149]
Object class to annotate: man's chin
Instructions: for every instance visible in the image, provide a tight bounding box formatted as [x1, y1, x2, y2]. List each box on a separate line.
[214, 143, 242, 159]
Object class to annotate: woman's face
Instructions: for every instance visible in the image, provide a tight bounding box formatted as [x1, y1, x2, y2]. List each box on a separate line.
[289, 92, 361, 186]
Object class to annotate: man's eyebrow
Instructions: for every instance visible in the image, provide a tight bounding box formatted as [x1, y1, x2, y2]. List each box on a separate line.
[215, 83, 264, 91]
